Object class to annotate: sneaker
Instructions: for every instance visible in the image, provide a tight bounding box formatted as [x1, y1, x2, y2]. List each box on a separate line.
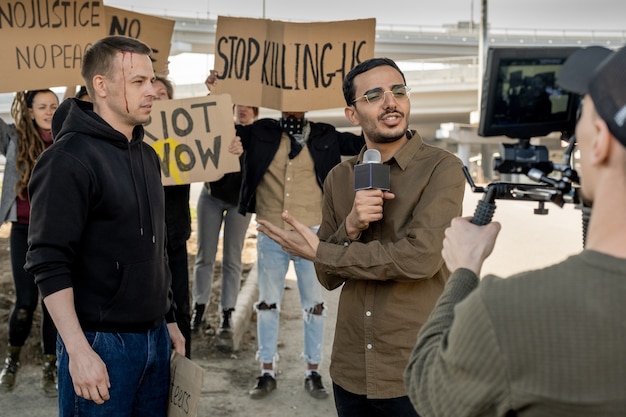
[304, 371, 329, 399]
[249, 374, 277, 399]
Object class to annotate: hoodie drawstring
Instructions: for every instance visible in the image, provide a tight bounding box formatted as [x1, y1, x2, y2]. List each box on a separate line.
[139, 149, 157, 244]
[127, 144, 145, 237]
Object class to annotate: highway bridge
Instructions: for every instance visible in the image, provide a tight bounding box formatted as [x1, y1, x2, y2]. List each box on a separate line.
[1, 17, 624, 173]
[162, 18, 625, 140]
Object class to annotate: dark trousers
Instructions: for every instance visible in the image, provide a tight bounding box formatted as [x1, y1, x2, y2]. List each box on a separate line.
[333, 382, 420, 417]
[8, 222, 57, 354]
[167, 241, 191, 358]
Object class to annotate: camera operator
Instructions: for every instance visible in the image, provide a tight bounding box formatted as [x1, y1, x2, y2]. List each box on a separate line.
[404, 45, 626, 416]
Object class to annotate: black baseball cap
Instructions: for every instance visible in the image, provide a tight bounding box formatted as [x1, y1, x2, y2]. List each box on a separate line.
[558, 46, 626, 146]
[557, 45, 626, 146]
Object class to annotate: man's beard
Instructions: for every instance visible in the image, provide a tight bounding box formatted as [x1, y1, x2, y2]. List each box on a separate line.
[367, 110, 408, 144]
[369, 130, 406, 144]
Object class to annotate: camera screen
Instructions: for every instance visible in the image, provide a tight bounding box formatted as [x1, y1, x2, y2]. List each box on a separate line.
[479, 47, 581, 139]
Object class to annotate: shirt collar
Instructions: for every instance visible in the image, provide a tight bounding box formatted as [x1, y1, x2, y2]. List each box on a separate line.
[357, 130, 422, 170]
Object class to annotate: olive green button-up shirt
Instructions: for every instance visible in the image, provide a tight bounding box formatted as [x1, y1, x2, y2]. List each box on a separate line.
[315, 133, 465, 399]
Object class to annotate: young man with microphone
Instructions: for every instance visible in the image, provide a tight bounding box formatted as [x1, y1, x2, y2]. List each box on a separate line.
[257, 57, 465, 416]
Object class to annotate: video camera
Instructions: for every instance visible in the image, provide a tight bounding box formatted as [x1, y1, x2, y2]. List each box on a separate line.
[467, 46, 588, 242]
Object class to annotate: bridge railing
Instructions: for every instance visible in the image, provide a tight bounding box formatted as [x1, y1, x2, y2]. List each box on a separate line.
[401, 57, 479, 87]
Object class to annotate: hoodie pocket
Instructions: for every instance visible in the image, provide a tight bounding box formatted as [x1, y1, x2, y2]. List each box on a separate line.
[100, 259, 169, 324]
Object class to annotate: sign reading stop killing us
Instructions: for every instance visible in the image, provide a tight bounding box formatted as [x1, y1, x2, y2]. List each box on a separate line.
[212, 16, 376, 111]
[143, 94, 240, 186]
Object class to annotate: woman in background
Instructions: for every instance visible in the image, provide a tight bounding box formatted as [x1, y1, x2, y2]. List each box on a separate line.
[0, 90, 59, 396]
[191, 72, 258, 353]
[153, 75, 194, 358]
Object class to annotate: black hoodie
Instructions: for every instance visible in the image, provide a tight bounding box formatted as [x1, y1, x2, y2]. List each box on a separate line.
[26, 98, 173, 332]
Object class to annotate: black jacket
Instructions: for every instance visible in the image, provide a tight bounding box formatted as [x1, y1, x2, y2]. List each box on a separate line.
[26, 98, 172, 332]
[236, 118, 365, 215]
[206, 155, 245, 207]
[164, 184, 191, 250]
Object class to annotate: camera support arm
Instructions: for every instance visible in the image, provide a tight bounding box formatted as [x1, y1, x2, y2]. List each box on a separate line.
[464, 167, 569, 226]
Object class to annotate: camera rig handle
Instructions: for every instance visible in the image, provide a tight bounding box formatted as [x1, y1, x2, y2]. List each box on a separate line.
[462, 135, 588, 248]
[463, 166, 567, 226]
[463, 133, 581, 226]
[463, 165, 578, 226]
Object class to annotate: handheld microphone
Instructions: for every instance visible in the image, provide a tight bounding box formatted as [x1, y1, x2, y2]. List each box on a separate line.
[354, 149, 390, 191]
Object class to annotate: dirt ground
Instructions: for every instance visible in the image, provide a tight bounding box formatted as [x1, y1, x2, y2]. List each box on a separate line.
[0, 212, 341, 416]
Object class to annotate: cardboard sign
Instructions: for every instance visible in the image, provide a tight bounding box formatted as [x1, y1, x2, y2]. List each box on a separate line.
[105, 6, 174, 75]
[213, 16, 376, 111]
[0, 2, 174, 93]
[168, 352, 204, 417]
[0, 0, 106, 92]
[143, 94, 240, 186]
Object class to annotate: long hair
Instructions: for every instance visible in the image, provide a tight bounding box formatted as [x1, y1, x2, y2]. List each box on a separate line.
[11, 90, 54, 199]
[154, 75, 174, 100]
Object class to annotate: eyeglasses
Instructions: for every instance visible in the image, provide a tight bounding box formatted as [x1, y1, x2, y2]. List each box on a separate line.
[352, 85, 411, 105]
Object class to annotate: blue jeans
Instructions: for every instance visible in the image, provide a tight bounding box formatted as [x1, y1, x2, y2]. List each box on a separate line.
[255, 231, 326, 365]
[333, 383, 420, 417]
[57, 321, 171, 417]
[192, 187, 252, 309]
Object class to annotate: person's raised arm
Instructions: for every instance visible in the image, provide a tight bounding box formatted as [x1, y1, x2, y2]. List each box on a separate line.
[315, 153, 465, 285]
[62, 85, 78, 101]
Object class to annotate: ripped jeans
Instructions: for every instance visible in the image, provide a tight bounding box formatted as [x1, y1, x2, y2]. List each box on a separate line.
[255, 231, 326, 366]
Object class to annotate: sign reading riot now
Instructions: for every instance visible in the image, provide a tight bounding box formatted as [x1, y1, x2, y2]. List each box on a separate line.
[0, 1, 174, 93]
[144, 94, 240, 186]
[213, 16, 376, 111]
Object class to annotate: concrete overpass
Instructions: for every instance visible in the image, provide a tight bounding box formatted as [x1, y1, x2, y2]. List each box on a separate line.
[169, 17, 625, 142]
[1, 18, 624, 146]
[170, 17, 626, 59]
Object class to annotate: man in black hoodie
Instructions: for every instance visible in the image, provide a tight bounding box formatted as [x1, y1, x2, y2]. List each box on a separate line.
[25, 36, 185, 417]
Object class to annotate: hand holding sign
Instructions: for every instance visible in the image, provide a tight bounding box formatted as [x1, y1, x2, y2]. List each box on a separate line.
[144, 94, 240, 185]
[229, 136, 243, 157]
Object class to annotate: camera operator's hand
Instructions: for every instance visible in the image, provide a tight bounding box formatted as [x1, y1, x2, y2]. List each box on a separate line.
[442, 217, 501, 276]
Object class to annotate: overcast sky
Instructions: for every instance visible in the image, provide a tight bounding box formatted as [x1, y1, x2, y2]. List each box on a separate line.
[104, 0, 626, 86]
[107, 0, 626, 31]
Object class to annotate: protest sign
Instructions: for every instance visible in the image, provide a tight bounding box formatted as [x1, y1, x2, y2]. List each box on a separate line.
[168, 352, 203, 417]
[0, 2, 174, 93]
[105, 6, 174, 74]
[0, 0, 105, 92]
[213, 16, 376, 111]
[144, 94, 240, 186]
